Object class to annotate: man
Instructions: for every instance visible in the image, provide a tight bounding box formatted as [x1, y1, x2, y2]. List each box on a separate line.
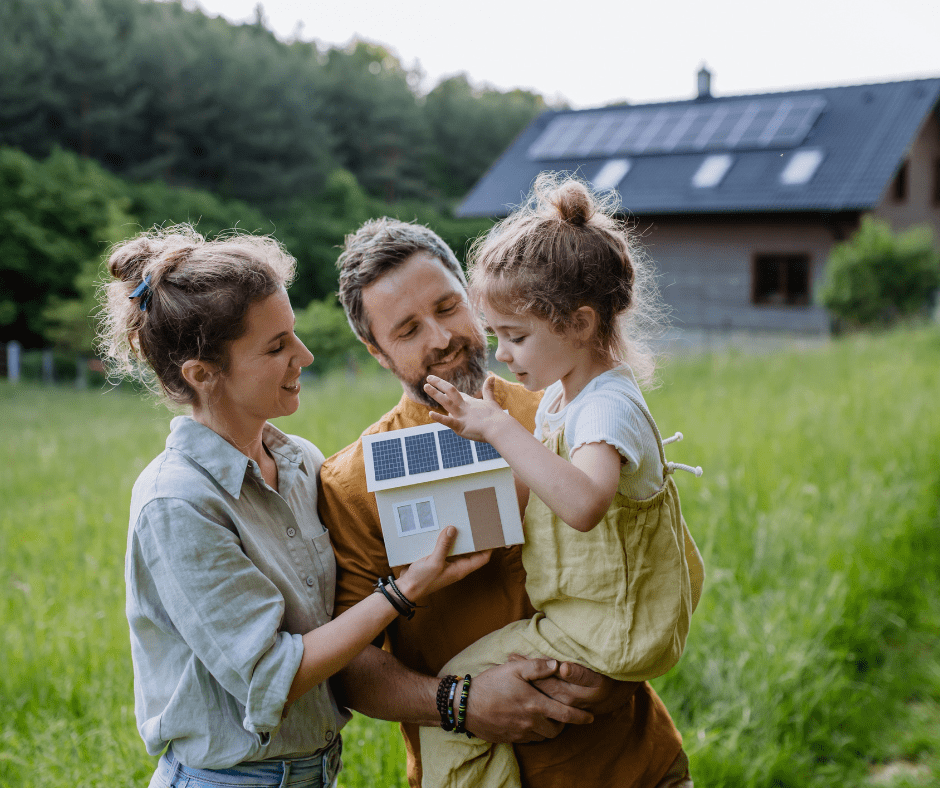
[318, 218, 692, 787]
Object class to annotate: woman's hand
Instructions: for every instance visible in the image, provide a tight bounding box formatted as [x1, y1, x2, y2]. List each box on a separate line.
[424, 374, 508, 443]
[396, 526, 491, 601]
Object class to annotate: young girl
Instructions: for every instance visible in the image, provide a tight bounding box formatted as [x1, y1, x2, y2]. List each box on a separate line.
[99, 226, 489, 788]
[420, 175, 705, 788]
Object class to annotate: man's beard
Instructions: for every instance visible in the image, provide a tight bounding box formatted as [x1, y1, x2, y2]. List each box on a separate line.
[390, 334, 489, 409]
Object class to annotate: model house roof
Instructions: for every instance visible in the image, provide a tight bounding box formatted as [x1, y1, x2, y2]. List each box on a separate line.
[457, 77, 940, 218]
[363, 423, 507, 492]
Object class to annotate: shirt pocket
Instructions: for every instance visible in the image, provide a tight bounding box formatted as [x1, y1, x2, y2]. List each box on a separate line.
[310, 529, 337, 617]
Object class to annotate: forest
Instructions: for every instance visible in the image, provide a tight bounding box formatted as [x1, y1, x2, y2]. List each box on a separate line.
[0, 0, 551, 362]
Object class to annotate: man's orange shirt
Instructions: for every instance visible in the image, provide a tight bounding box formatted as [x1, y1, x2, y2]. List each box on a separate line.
[317, 377, 682, 788]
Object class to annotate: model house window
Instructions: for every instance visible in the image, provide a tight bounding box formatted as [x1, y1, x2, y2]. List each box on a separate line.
[752, 254, 811, 306]
[395, 498, 440, 537]
[892, 162, 908, 202]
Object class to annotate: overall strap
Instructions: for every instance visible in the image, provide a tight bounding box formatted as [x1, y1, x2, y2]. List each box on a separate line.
[622, 392, 703, 481]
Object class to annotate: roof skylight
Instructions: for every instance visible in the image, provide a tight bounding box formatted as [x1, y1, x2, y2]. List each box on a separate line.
[592, 158, 631, 191]
[780, 148, 824, 185]
[692, 154, 733, 188]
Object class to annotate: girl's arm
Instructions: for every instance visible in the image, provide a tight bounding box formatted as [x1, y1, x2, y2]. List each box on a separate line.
[287, 526, 489, 703]
[425, 375, 621, 533]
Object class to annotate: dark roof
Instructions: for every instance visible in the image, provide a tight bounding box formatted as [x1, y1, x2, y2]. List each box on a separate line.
[457, 77, 940, 218]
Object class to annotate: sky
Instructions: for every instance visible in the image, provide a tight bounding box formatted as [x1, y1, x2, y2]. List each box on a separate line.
[181, 0, 940, 108]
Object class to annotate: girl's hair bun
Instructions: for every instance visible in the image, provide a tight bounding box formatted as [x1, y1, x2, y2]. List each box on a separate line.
[550, 180, 593, 226]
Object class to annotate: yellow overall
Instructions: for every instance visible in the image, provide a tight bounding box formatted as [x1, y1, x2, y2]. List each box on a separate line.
[420, 396, 704, 788]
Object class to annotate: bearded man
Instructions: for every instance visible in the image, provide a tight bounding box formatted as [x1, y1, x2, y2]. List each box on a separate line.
[318, 218, 692, 788]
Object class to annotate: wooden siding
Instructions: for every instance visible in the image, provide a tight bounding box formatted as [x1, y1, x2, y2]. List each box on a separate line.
[636, 215, 846, 333]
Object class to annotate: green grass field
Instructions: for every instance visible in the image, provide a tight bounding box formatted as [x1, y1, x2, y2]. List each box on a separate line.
[2, 328, 939, 788]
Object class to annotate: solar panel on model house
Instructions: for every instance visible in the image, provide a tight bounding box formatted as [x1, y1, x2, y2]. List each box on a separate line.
[369, 428, 502, 483]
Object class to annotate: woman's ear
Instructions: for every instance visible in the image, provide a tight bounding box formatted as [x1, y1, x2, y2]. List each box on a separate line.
[181, 359, 217, 395]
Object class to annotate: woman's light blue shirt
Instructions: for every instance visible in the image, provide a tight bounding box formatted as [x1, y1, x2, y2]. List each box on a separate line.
[126, 416, 349, 769]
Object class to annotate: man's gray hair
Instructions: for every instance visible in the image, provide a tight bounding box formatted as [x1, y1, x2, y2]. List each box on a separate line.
[336, 218, 467, 346]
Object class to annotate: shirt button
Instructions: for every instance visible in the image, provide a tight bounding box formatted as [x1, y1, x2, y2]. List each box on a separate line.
[287, 527, 296, 537]
[306, 576, 315, 587]
[325, 730, 334, 741]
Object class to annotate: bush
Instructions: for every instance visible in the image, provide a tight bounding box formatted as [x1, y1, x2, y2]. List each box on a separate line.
[293, 295, 375, 376]
[818, 218, 940, 328]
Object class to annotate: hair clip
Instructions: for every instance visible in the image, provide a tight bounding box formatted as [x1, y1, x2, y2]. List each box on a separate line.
[129, 274, 153, 312]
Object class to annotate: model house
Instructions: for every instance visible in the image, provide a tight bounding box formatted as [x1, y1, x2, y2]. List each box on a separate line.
[363, 423, 523, 567]
[458, 71, 940, 336]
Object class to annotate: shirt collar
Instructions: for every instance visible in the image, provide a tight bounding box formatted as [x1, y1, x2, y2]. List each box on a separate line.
[165, 416, 304, 499]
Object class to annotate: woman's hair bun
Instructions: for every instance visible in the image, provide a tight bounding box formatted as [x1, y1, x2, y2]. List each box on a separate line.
[550, 180, 593, 227]
[108, 234, 159, 283]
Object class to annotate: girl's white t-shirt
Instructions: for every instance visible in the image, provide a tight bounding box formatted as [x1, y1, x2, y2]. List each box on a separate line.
[534, 365, 663, 500]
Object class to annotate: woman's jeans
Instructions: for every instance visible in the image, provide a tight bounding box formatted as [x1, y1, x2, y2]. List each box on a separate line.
[148, 737, 342, 788]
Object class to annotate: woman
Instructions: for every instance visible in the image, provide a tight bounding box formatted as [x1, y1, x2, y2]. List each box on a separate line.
[99, 226, 488, 788]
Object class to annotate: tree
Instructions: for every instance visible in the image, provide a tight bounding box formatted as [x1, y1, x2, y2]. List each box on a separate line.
[0, 146, 134, 347]
[818, 218, 940, 329]
[0, 0, 337, 204]
[318, 40, 430, 202]
[423, 75, 545, 198]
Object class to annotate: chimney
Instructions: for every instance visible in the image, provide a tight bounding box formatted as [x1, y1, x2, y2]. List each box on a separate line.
[697, 65, 712, 99]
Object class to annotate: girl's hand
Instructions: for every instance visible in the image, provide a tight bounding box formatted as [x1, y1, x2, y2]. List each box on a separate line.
[424, 374, 507, 442]
[396, 526, 491, 601]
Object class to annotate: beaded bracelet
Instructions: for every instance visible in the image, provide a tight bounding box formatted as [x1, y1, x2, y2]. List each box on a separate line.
[373, 577, 414, 619]
[436, 675, 459, 731]
[454, 674, 473, 737]
[447, 680, 459, 730]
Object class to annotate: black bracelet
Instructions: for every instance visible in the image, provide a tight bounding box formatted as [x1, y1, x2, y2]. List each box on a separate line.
[436, 675, 459, 731]
[387, 576, 420, 612]
[454, 674, 473, 737]
[374, 577, 413, 619]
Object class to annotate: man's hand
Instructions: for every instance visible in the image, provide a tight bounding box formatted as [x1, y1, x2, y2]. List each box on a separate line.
[463, 659, 594, 744]
[396, 526, 491, 602]
[508, 654, 640, 716]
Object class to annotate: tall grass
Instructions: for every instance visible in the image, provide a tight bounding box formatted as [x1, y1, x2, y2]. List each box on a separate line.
[1, 328, 938, 787]
[645, 328, 940, 787]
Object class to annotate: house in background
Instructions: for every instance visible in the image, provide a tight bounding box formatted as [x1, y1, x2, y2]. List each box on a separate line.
[458, 71, 940, 336]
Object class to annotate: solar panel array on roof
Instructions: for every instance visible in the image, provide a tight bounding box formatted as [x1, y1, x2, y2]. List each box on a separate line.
[528, 97, 826, 161]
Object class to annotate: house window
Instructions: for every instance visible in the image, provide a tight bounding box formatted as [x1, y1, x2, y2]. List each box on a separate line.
[752, 254, 811, 306]
[933, 158, 940, 205]
[892, 161, 908, 202]
[394, 498, 440, 537]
